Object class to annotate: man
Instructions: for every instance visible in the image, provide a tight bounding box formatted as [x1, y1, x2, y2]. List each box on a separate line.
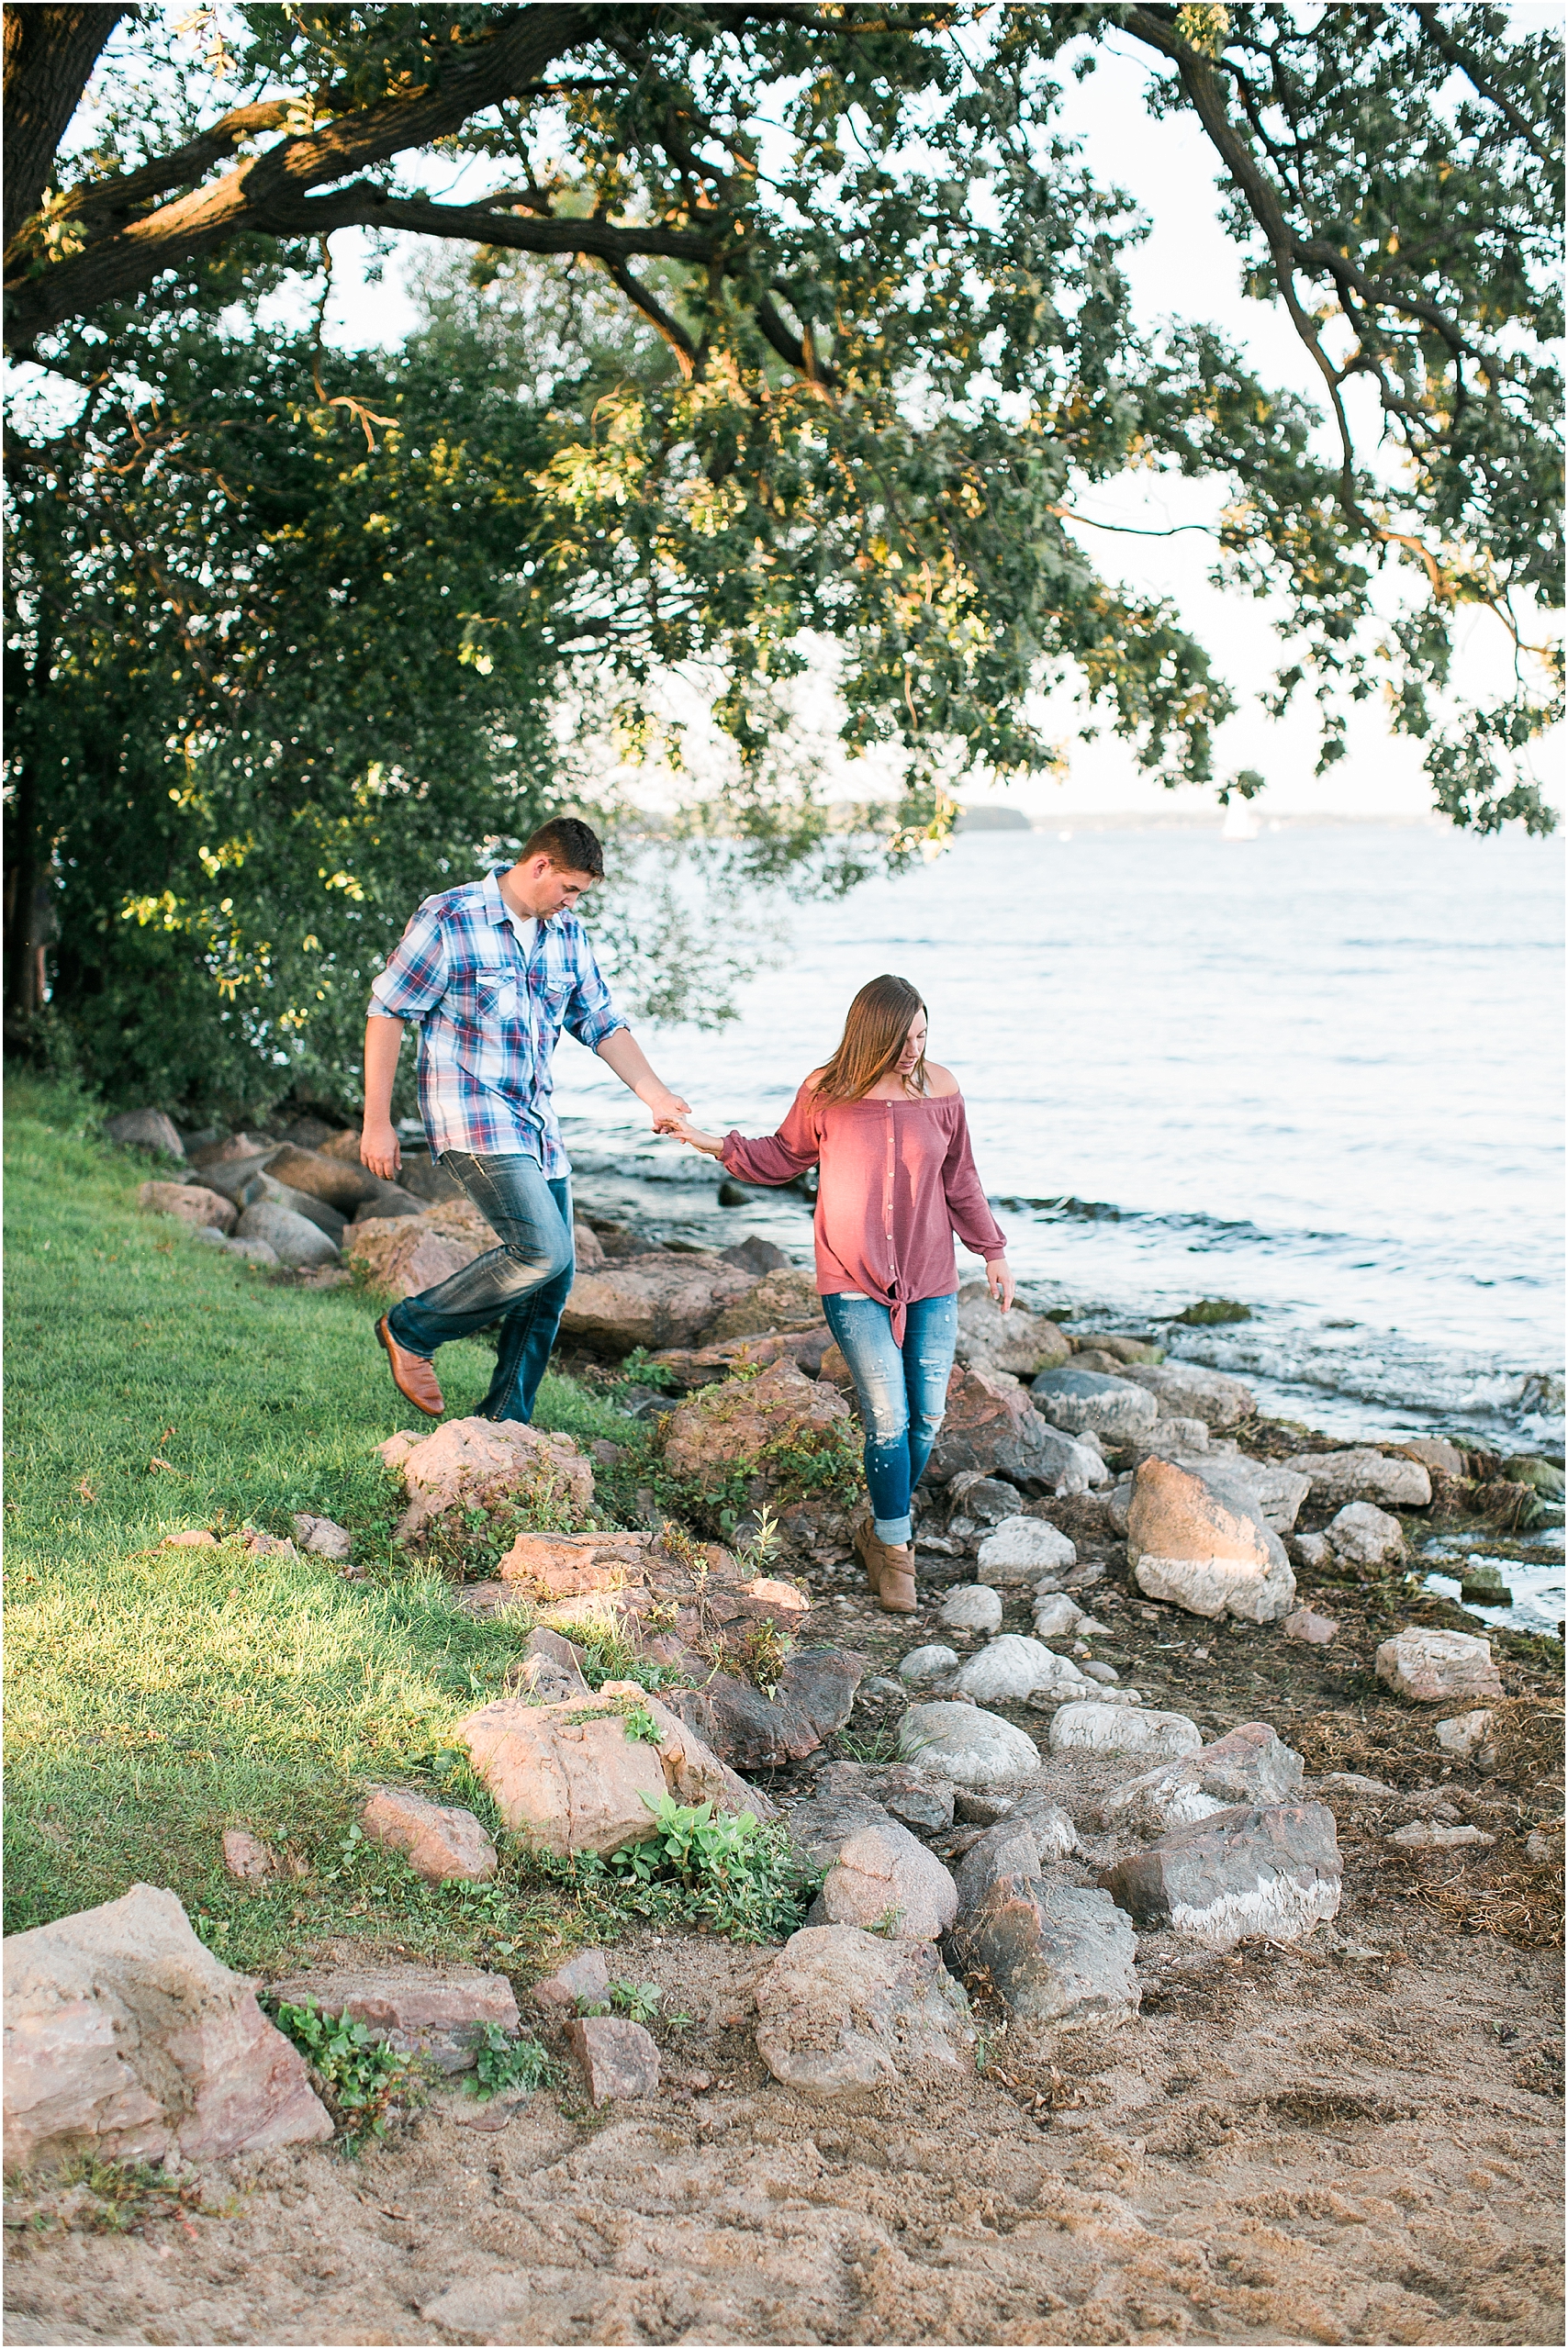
[360, 815, 688, 1421]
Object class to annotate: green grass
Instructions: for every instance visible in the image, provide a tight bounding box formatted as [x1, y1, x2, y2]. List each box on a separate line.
[2, 1077, 638, 1974]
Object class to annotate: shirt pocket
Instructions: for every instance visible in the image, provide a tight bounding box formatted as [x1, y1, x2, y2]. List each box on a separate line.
[451, 968, 520, 1027]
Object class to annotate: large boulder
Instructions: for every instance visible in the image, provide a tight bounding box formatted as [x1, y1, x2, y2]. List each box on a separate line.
[264, 1144, 381, 1213]
[254, 1174, 348, 1243]
[454, 1685, 761, 1857]
[1115, 1360, 1256, 1429]
[379, 1416, 593, 1540]
[665, 1649, 862, 1772]
[1374, 1628, 1503, 1705]
[3, 1885, 331, 2172]
[813, 1822, 958, 1941]
[709, 1266, 823, 1339]
[1280, 1449, 1433, 1509]
[266, 1963, 518, 2075]
[954, 1284, 1071, 1378]
[1126, 1455, 1296, 1624]
[1100, 1721, 1304, 1838]
[754, 1926, 973, 2094]
[1029, 1368, 1159, 1439]
[560, 1251, 758, 1355]
[928, 1363, 1092, 1489]
[660, 1356, 850, 1480]
[233, 1201, 340, 1268]
[948, 1879, 1139, 2034]
[1195, 1456, 1312, 1538]
[898, 1701, 1041, 1788]
[1100, 1801, 1342, 1949]
[347, 1197, 497, 1298]
[138, 1180, 238, 1235]
[106, 1109, 185, 1158]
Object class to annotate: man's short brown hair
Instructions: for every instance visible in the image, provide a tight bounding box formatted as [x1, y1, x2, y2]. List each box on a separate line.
[521, 816, 604, 878]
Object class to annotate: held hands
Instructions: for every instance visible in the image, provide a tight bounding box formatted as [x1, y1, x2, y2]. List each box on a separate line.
[987, 1256, 1015, 1314]
[668, 1114, 727, 1160]
[644, 1085, 690, 1135]
[361, 1120, 401, 1181]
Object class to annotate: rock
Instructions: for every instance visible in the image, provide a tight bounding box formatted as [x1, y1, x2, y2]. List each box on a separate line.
[818, 1340, 854, 1389]
[1195, 1456, 1313, 1537]
[498, 1527, 655, 1601]
[899, 1644, 960, 1689]
[1029, 1367, 1159, 1438]
[1100, 1722, 1305, 1839]
[225, 1236, 281, 1265]
[709, 1265, 823, 1339]
[3, 1885, 332, 2170]
[928, 1363, 1089, 1490]
[138, 1180, 238, 1235]
[1126, 1455, 1296, 1625]
[1031, 1593, 1085, 1640]
[561, 1251, 758, 1355]
[949, 1880, 1139, 2033]
[263, 1145, 381, 1212]
[866, 1764, 956, 1834]
[814, 1821, 958, 1941]
[944, 1471, 1026, 1528]
[253, 1174, 348, 1243]
[660, 1356, 850, 1480]
[360, 1786, 498, 1884]
[232, 1202, 340, 1269]
[780, 1785, 896, 1874]
[190, 1132, 279, 1168]
[106, 1109, 185, 1158]
[936, 1585, 1002, 1635]
[291, 1513, 353, 1560]
[1399, 1437, 1468, 1477]
[268, 1963, 519, 2075]
[719, 1234, 791, 1276]
[648, 1328, 831, 1393]
[532, 1950, 610, 2012]
[1374, 1627, 1503, 1705]
[899, 1701, 1041, 1788]
[951, 1636, 1089, 1707]
[951, 1800, 1078, 1914]
[1280, 1449, 1433, 1509]
[1434, 1709, 1496, 1762]
[974, 1516, 1077, 1585]
[455, 1687, 760, 1856]
[1291, 1531, 1331, 1569]
[1501, 1455, 1566, 1499]
[221, 1830, 272, 1883]
[1386, 1820, 1495, 1851]
[1114, 1360, 1256, 1429]
[666, 1648, 861, 1771]
[1047, 1702, 1202, 1761]
[161, 1528, 218, 1549]
[381, 1415, 593, 1539]
[564, 2015, 661, 2104]
[754, 1926, 973, 2093]
[1283, 1606, 1338, 1644]
[347, 1217, 483, 1299]
[1325, 1501, 1406, 1567]
[954, 1283, 1071, 1378]
[1119, 1416, 1211, 1460]
[1079, 1660, 1119, 1685]
[504, 1628, 591, 1704]
[1101, 1802, 1342, 1949]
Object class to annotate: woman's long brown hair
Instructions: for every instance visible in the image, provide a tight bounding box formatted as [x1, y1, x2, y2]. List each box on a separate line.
[814, 974, 928, 1103]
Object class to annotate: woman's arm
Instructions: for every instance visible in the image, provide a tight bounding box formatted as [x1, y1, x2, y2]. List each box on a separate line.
[670, 1080, 822, 1185]
[941, 1102, 1014, 1307]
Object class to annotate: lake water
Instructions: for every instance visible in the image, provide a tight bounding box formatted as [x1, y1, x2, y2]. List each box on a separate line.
[552, 822, 1564, 1454]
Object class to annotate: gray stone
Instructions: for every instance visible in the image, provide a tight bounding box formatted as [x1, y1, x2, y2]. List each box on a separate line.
[1280, 1449, 1433, 1509]
[267, 1963, 520, 2075]
[1047, 1701, 1202, 1761]
[1374, 1627, 1503, 1705]
[225, 1236, 280, 1264]
[106, 1109, 185, 1158]
[1100, 1720, 1305, 1838]
[945, 1472, 1025, 1527]
[233, 1202, 341, 1269]
[1325, 1500, 1406, 1567]
[1115, 1360, 1256, 1429]
[1101, 1801, 1342, 1949]
[929, 1362, 1093, 1491]
[937, 1585, 1003, 1635]
[503, 1628, 592, 1703]
[862, 1764, 956, 1835]
[951, 1636, 1088, 1707]
[1126, 1455, 1295, 1625]
[949, 1880, 1139, 2032]
[1283, 1604, 1338, 1642]
[3, 1885, 331, 2171]
[291, 1513, 353, 1560]
[814, 1821, 958, 1941]
[1030, 1592, 1085, 1639]
[1080, 1660, 1119, 1685]
[951, 1798, 1078, 1916]
[754, 1926, 973, 2093]
[974, 1516, 1076, 1584]
[1030, 1368, 1159, 1438]
[254, 1174, 348, 1243]
[954, 1283, 1072, 1379]
[564, 2015, 660, 2104]
[1434, 1709, 1496, 1763]
[1194, 1456, 1313, 1537]
[1399, 1437, 1467, 1476]
[899, 1642, 962, 1687]
[1028, 1422, 1113, 1493]
[899, 1701, 1042, 1788]
[781, 1787, 895, 1874]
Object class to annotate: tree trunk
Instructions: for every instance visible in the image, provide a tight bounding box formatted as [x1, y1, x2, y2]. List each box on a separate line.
[3, 617, 52, 1043]
[3, 5, 129, 255]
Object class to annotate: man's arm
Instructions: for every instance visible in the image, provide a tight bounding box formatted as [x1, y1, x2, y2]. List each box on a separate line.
[361, 1016, 406, 1179]
[596, 1026, 689, 1132]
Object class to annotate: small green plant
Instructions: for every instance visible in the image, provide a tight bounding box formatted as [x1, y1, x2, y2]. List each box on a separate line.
[592, 1793, 820, 1942]
[471, 2024, 554, 2100]
[620, 1701, 664, 1743]
[610, 1978, 664, 2025]
[613, 1348, 678, 1393]
[270, 1997, 420, 2147]
[570, 1619, 686, 1695]
[17, 2153, 225, 2236]
[868, 1903, 905, 1938]
[833, 1726, 901, 1765]
[732, 1504, 781, 1580]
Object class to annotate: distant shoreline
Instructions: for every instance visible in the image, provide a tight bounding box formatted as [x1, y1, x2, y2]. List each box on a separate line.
[954, 807, 1457, 833]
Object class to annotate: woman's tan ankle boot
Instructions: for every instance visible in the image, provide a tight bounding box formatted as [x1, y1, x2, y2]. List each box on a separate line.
[852, 1513, 885, 1598]
[873, 1541, 917, 1613]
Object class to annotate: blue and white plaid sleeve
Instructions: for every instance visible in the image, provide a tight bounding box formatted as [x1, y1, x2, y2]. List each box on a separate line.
[368, 899, 450, 1021]
[562, 934, 626, 1052]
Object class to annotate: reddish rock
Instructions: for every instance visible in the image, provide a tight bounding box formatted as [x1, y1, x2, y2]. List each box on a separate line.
[161, 1528, 218, 1549]
[360, 1785, 498, 1884]
[497, 1527, 655, 1600]
[564, 2015, 660, 2103]
[1126, 1454, 1296, 1624]
[532, 1950, 611, 2012]
[926, 1362, 1065, 1488]
[572, 1220, 607, 1268]
[660, 1356, 850, 1479]
[379, 1415, 593, 1538]
[649, 1327, 831, 1393]
[4, 1885, 331, 2169]
[709, 1266, 823, 1339]
[1283, 1606, 1339, 1644]
[264, 1145, 380, 1211]
[221, 1830, 273, 1883]
[1374, 1627, 1502, 1705]
[815, 1821, 958, 1941]
[559, 1251, 758, 1354]
[267, 1963, 519, 2075]
[138, 1180, 238, 1234]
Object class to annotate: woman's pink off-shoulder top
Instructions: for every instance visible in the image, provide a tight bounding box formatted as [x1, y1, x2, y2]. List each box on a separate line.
[721, 1080, 1007, 1339]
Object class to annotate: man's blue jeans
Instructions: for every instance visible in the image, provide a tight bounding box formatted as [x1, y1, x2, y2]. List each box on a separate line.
[385, 1152, 574, 1425]
[821, 1292, 958, 1546]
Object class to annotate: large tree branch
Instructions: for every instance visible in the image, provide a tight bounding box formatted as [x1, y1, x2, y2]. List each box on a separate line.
[1411, 3, 1558, 168]
[3, 3, 129, 251]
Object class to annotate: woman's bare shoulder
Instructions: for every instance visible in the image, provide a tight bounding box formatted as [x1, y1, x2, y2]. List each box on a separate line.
[924, 1062, 962, 1098]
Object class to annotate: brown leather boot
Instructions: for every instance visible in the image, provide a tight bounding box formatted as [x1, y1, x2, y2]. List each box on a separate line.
[852, 1512, 885, 1600]
[375, 1315, 444, 1416]
[872, 1542, 917, 1614]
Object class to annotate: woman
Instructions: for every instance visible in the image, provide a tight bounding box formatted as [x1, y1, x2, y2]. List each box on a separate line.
[672, 974, 1014, 1614]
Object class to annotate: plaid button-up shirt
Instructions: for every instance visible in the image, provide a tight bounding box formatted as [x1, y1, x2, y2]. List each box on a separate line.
[368, 871, 624, 1174]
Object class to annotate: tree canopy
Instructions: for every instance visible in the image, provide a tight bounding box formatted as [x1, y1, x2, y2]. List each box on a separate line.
[5, 2, 1561, 1107]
